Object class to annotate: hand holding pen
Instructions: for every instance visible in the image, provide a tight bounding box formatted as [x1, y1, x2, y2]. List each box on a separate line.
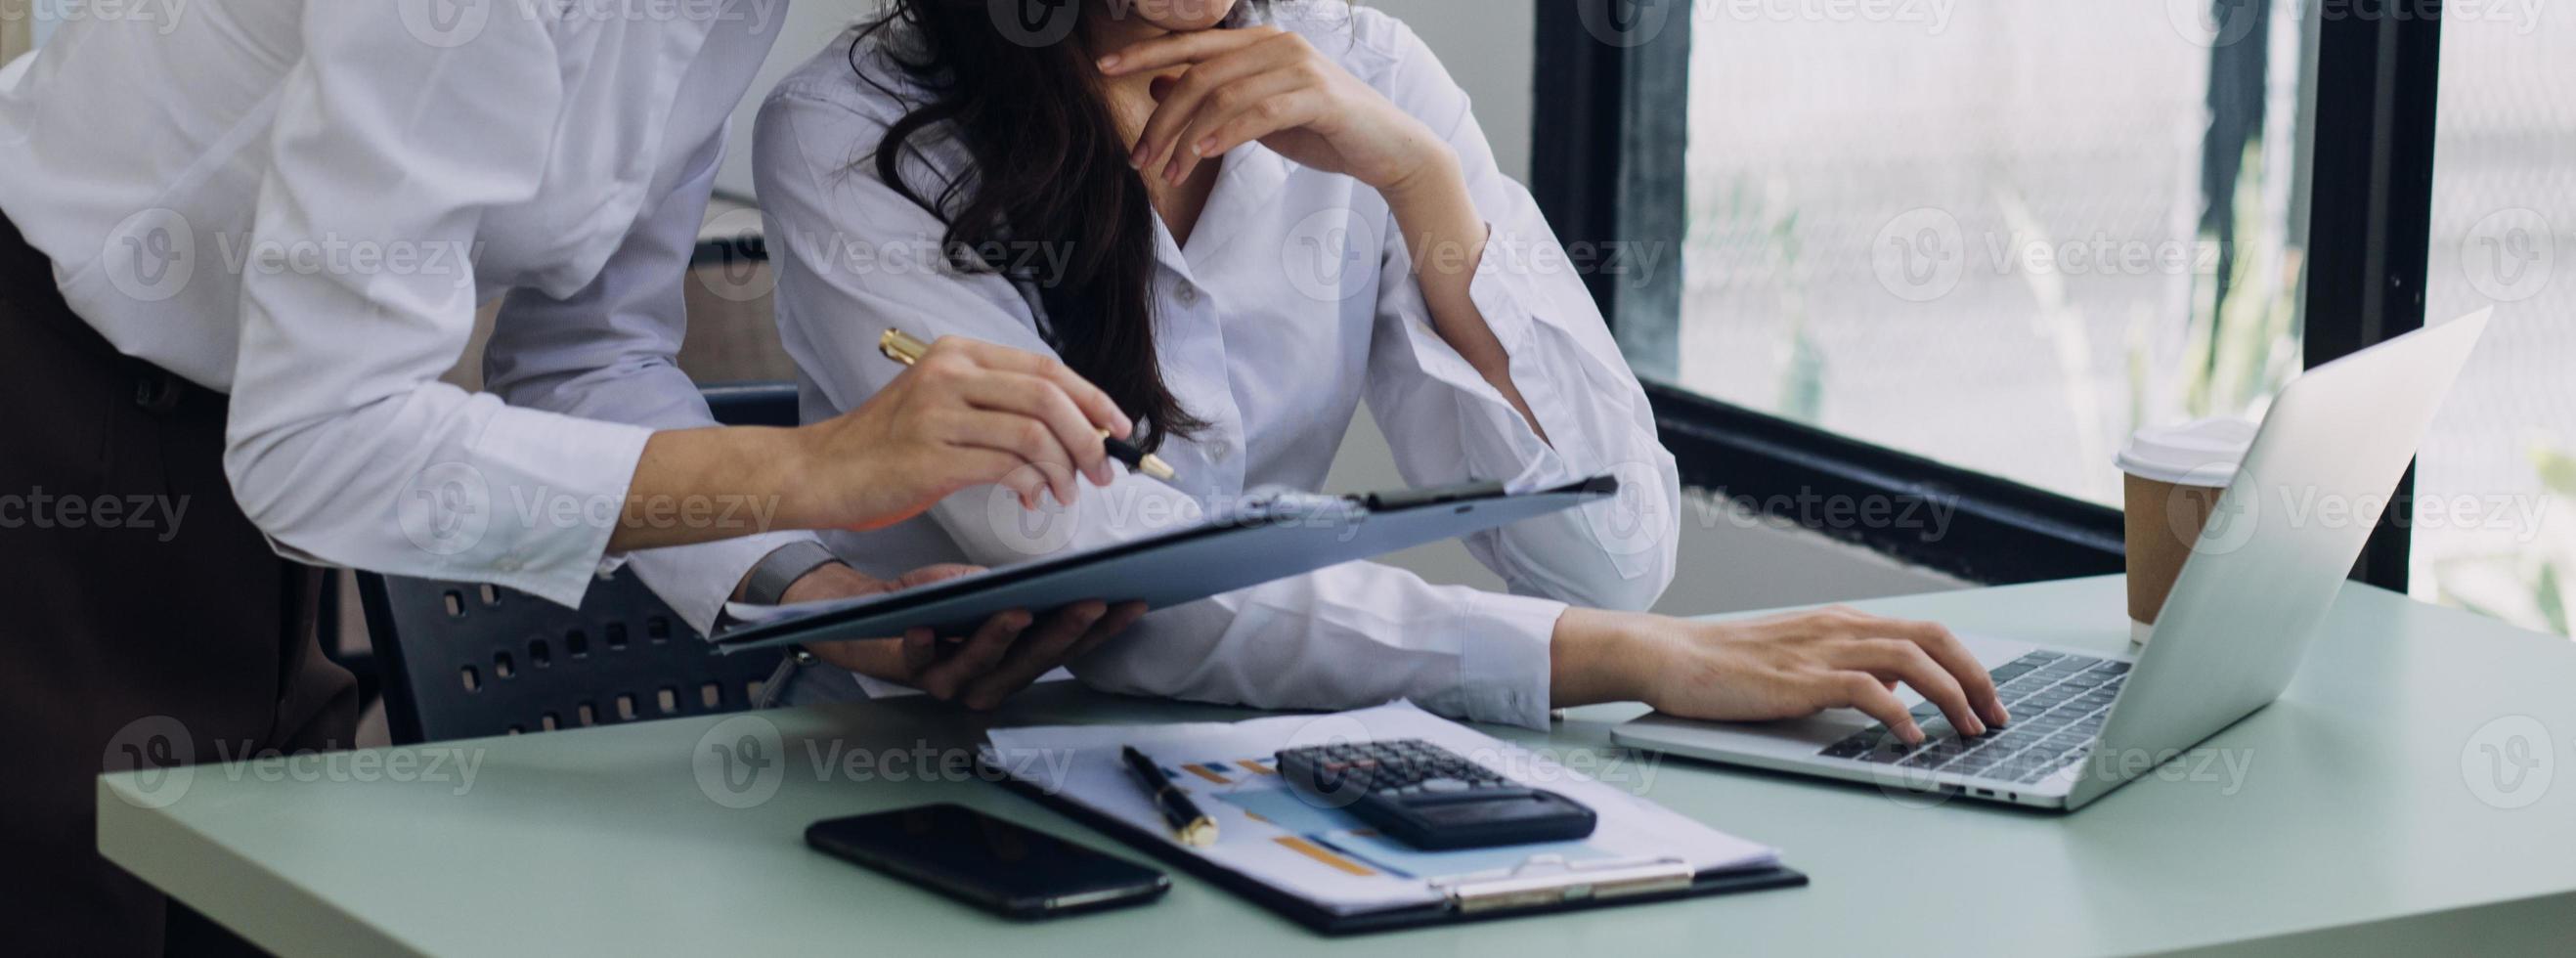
[880, 329, 1179, 484]
[772, 334, 1134, 530]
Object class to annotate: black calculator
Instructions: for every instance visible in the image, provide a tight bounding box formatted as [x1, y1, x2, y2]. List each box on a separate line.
[1274, 739, 1596, 849]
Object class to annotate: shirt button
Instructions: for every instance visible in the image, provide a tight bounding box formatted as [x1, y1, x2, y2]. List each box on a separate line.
[1209, 442, 1233, 463]
[1174, 283, 1201, 305]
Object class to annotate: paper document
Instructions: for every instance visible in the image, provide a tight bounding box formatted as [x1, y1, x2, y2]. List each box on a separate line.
[981, 702, 1778, 917]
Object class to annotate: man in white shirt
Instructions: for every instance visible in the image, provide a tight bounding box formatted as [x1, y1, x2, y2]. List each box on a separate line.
[0, 6, 1138, 953]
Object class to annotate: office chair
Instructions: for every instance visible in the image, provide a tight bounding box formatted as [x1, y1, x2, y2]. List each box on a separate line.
[358, 383, 802, 744]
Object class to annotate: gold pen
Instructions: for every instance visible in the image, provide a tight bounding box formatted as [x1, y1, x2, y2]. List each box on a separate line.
[877, 328, 1179, 483]
[1122, 745, 1218, 848]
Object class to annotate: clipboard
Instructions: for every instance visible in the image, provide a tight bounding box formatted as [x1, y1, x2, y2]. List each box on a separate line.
[712, 475, 1621, 654]
[989, 769, 1810, 935]
[973, 703, 1808, 936]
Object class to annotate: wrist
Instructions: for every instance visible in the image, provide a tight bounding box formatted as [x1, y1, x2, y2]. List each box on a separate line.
[778, 561, 879, 606]
[1375, 140, 1464, 207]
[1548, 608, 1664, 708]
[767, 424, 838, 530]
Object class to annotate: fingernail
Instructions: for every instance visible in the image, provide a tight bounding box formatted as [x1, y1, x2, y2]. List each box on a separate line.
[1192, 139, 1210, 156]
[1966, 718, 1986, 736]
[1097, 54, 1120, 70]
[1899, 721, 1924, 745]
[1995, 706, 2012, 725]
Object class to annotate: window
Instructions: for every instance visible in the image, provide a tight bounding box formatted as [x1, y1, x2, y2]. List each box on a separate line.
[2415, 8, 2576, 635]
[1536, 2, 2460, 591]
[1669, 1, 2307, 505]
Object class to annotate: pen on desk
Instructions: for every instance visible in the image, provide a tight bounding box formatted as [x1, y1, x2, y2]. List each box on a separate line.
[878, 328, 1179, 483]
[1121, 745, 1218, 848]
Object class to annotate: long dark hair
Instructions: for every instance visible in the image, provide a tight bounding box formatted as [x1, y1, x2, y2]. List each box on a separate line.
[851, 1, 1268, 451]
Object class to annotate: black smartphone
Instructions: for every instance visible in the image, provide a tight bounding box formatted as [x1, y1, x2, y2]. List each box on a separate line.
[806, 805, 1170, 919]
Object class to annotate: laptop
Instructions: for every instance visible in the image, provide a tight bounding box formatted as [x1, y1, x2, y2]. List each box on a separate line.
[1611, 310, 2492, 811]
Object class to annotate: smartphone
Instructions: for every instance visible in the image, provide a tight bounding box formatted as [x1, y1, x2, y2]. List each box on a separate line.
[806, 805, 1170, 919]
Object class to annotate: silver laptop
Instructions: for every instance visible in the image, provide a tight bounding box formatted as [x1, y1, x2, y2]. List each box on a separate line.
[1612, 310, 2492, 811]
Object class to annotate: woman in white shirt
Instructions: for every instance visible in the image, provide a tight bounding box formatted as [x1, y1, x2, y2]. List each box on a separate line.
[0, 6, 1138, 952]
[757, 0, 2010, 734]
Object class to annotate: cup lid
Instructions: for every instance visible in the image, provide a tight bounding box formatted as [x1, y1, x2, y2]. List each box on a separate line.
[2117, 416, 2256, 487]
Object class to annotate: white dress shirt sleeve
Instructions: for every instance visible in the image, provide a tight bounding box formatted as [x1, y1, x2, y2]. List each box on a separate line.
[221, 11, 651, 610]
[1360, 12, 1684, 615]
[757, 85, 1568, 727]
[482, 122, 821, 637]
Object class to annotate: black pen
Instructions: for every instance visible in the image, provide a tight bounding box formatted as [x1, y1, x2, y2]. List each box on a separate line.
[1121, 746, 1217, 848]
[878, 328, 1179, 483]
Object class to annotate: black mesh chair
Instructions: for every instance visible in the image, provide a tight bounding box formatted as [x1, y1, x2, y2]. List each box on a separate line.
[358, 383, 802, 744]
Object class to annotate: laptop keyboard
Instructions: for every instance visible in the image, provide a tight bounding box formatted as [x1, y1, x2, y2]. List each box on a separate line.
[1815, 650, 2128, 785]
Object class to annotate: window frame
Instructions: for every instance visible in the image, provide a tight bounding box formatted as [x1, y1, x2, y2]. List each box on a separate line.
[1532, 0, 2445, 589]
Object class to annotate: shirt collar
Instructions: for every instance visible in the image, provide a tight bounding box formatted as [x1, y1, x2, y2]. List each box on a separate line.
[1157, 142, 1296, 273]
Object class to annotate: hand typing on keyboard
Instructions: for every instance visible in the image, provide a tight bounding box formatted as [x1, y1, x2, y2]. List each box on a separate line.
[1550, 605, 2011, 745]
[1818, 651, 2128, 785]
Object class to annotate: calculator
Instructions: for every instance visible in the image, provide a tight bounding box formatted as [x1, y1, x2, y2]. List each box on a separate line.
[1274, 739, 1596, 849]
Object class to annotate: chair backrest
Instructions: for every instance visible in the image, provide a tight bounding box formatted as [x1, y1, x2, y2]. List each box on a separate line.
[359, 382, 803, 744]
[359, 571, 786, 743]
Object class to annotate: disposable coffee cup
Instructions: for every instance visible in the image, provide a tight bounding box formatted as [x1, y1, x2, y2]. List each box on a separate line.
[2116, 417, 2257, 645]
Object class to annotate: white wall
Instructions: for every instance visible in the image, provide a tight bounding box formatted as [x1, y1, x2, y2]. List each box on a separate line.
[725, 0, 1965, 616]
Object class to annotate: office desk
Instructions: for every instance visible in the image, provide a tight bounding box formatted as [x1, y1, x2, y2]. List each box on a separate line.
[101, 576, 2576, 956]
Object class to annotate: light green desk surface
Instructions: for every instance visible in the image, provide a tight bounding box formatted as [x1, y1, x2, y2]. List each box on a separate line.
[100, 576, 2576, 956]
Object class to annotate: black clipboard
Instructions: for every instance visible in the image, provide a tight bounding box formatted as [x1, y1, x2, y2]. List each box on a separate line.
[713, 476, 1622, 654]
[984, 763, 1808, 935]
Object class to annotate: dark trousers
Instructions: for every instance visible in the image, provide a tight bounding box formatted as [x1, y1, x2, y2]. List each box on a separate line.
[0, 215, 358, 955]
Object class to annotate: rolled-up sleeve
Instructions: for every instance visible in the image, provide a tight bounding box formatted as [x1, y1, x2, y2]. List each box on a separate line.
[483, 123, 819, 636]
[1362, 12, 1682, 615]
[221, 10, 649, 610]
